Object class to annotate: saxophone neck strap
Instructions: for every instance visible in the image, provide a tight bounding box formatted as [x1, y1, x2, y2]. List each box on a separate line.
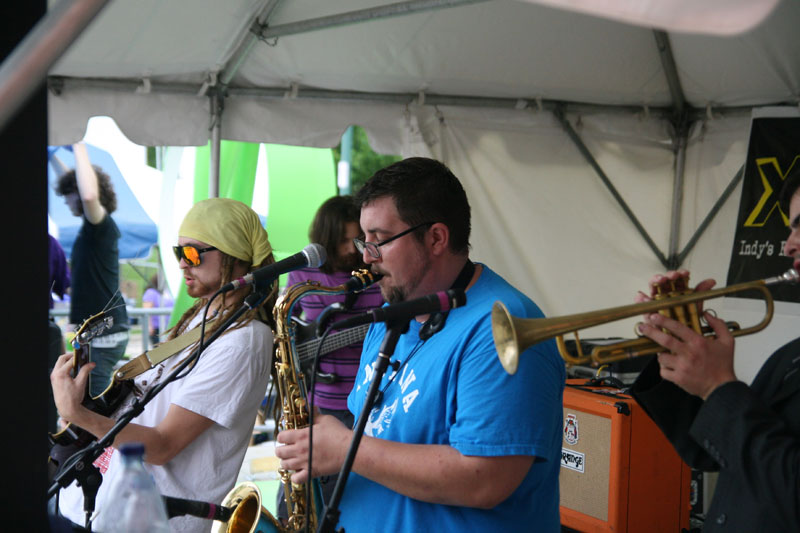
[419, 259, 475, 341]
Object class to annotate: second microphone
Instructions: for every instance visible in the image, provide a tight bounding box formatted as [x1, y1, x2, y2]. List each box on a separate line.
[328, 289, 466, 330]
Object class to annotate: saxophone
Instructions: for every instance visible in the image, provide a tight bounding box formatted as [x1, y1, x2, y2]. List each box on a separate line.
[209, 269, 381, 533]
[243, 268, 381, 533]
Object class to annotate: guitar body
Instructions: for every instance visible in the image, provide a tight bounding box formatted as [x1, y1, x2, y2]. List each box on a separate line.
[48, 379, 136, 468]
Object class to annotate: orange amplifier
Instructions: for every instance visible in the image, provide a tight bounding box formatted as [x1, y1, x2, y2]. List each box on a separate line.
[559, 379, 691, 532]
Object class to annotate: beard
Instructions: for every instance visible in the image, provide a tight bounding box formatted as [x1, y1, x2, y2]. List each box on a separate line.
[330, 252, 366, 273]
[381, 252, 431, 304]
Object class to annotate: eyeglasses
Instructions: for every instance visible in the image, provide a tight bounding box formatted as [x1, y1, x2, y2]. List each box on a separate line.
[172, 245, 217, 266]
[353, 222, 434, 259]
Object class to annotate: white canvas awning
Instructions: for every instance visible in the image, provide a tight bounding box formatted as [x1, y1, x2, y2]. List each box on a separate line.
[36, 0, 800, 381]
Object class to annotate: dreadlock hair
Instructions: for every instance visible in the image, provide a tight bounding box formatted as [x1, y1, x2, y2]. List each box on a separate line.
[167, 251, 278, 349]
[55, 166, 118, 215]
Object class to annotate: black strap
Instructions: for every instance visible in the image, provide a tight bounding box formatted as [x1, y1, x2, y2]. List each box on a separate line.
[342, 291, 358, 311]
[419, 260, 474, 340]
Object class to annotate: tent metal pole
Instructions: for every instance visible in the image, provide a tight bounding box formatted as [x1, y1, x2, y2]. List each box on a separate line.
[52, 75, 784, 120]
[667, 120, 689, 269]
[0, 0, 110, 132]
[209, 93, 223, 198]
[220, 0, 284, 86]
[654, 30, 690, 269]
[653, 31, 686, 116]
[554, 106, 669, 268]
[677, 165, 744, 265]
[256, 0, 489, 40]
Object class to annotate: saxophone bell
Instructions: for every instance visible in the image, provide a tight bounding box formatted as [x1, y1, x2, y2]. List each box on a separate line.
[209, 482, 283, 533]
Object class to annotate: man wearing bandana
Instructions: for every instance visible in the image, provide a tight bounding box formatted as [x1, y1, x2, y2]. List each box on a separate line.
[51, 198, 278, 532]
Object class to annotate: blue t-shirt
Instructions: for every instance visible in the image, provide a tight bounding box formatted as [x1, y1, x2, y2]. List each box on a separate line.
[341, 264, 565, 532]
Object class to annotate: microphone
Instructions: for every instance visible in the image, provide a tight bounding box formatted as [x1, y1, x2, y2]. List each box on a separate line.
[163, 495, 232, 522]
[220, 243, 326, 293]
[328, 288, 466, 330]
[314, 272, 383, 335]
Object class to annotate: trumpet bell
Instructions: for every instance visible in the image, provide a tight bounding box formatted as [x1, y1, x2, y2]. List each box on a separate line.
[491, 302, 520, 374]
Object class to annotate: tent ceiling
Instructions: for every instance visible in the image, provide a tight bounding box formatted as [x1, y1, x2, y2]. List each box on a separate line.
[36, 0, 800, 382]
[47, 0, 800, 147]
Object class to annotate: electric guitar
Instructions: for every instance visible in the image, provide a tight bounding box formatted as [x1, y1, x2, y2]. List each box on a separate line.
[48, 311, 135, 466]
[291, 316, 370, 384]
[49, 312, 207, 468]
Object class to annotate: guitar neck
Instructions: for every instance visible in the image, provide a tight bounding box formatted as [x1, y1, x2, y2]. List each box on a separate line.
[296, 324, 370, 364]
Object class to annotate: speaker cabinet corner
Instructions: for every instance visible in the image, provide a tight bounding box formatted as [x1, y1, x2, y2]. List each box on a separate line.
[559, 380, 691, 532]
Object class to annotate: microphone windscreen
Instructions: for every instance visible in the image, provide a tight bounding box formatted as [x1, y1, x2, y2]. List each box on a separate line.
[304, 243, 327, 269]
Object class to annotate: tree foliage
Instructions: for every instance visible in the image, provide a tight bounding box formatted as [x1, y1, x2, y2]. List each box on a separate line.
[332, 126, 401, 194]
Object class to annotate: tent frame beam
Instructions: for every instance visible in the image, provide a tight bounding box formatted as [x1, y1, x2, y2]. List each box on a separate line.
[0, 0, 110, 132]
[254, 0, 490, 40]
[220, 0, 284, 87]
[553, 105, 670, 268]
[676, 165, 745, 266]
[51, 75, 778, 120]
[653, 31, 686, 118]
[205, 0, 286, 196]
[208, 91, 224, 197]
[653, 29, 692, 270]
[203, 0, 488, 197]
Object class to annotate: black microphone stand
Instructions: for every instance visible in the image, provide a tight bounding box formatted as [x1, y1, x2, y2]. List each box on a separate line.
[48, 288, 271, 530]
[316, 319, 408, 533]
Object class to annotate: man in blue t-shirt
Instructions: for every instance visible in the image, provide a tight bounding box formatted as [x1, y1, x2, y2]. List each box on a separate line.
[276, 157, 565, 532]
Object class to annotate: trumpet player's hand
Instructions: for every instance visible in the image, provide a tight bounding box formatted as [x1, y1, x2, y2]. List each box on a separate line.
[638, 311, 737, 400]
[275, 412, 352, 484]
[635, 270, 716, 306]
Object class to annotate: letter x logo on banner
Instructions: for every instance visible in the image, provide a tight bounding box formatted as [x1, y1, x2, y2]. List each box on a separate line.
[727, 115, 800, 303]
[744, 156, 799, 227]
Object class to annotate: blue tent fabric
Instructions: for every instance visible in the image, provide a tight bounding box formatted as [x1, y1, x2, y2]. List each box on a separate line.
[48, 144, 158, 259]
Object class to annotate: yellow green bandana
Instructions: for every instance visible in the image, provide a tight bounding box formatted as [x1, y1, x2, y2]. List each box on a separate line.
[179, 198, 272, 267]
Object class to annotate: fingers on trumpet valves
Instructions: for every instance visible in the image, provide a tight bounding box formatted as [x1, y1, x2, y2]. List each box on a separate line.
[649, 270, 691, 298]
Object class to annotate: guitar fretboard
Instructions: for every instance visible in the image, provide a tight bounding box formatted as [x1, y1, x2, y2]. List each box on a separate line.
[296, 324, 370, 364]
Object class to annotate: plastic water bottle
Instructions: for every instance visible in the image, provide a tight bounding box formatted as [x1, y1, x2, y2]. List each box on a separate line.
[101, 442, 170, 532]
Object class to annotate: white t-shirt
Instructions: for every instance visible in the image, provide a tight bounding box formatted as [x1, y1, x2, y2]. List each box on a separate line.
[58, 313, 273, 532]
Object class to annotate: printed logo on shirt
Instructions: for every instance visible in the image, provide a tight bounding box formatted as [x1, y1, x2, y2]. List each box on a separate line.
[358, 360, 420, 437]
[365, 398, 398, 436]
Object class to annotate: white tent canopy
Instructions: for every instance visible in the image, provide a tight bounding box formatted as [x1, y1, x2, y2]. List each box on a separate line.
[46, 0, 800, 382]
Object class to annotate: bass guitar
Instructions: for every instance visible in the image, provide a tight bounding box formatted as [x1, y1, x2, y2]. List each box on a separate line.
[291, 316, 370, 384]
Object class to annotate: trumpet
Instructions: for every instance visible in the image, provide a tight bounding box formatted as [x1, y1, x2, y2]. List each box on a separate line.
[492, 268, 799, 373]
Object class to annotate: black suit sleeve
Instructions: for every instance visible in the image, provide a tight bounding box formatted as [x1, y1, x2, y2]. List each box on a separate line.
[630, 359, 719, 471]
[690, 380, 800, 528]
[632, 338, 800, 531]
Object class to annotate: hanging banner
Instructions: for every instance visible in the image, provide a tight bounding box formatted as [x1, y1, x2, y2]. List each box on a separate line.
[726, 110, 800, 303]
